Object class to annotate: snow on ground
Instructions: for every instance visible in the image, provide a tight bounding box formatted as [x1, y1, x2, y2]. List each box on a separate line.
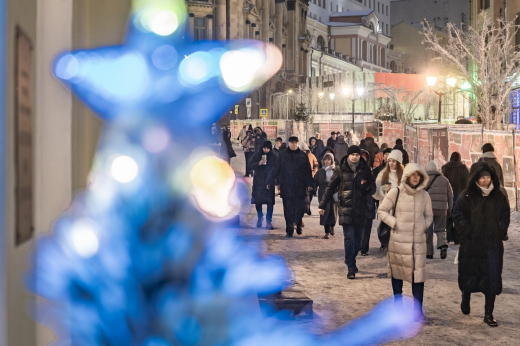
[231, 147, 520, 345]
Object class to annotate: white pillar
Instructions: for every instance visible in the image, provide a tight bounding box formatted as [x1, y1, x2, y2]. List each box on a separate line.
[262, 0, 270, 42]
[237, 0, 244, 39]
[36, 0, 73, 344]
[189, 14, 195, 37]
[206, 15, 213, 40]
[275, 1, 284, 51]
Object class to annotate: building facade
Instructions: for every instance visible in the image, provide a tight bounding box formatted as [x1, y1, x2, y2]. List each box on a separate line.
[391, 0, 470, 30]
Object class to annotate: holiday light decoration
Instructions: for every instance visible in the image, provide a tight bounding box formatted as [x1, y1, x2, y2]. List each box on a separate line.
[26, 0, 423, 345]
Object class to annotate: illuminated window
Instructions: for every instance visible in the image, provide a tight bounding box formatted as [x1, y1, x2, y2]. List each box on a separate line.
[194, 17, 206, 41]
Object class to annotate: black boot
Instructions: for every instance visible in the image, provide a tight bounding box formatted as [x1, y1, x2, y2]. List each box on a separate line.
[484, 312, 498, 327]
[461, 293, 471, 315]
[347, 269, 356, 279]
[440, 246, 448, 259]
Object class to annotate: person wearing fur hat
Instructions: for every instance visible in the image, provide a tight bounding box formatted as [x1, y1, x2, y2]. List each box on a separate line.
[424, 161, 453, 259]
[314, 153, 338, 239]
[249, 141, 277, 229]
[318, 145, 376, 279]
[373, 149, 405, 252]
[441, 152, 470, 244]
[378, 163, 434, 321]
[268, 137, 313, 237]
[453, 161, 510, 327]
[479, 143, 504, 186]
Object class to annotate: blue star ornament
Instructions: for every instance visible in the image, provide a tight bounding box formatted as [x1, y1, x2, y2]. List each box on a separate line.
[26, 0, 424, 345]
[53, 0, 281, 127]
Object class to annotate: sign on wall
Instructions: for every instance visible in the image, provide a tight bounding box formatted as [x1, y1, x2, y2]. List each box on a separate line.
[260, 109, 268, 118]
[15, 28, 34, 245]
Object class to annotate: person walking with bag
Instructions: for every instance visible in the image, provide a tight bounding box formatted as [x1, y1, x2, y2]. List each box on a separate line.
[241, 130, 255, 177]
[424, 161, 453, 259]
[373, 150, 404, 252]
[378, 163, 433, 321]
[453, 162, 510, 327]
[318, 146, 376, 279]
[315, 153, 338, 239]
[249, 141, 277, 229]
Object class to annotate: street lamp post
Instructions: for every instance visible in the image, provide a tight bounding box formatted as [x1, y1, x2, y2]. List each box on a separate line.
[427, 76, 457, 124]
[343, 87, 365, 130]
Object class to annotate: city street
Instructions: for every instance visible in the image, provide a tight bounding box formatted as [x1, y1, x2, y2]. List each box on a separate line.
[232, 146, 520, 345]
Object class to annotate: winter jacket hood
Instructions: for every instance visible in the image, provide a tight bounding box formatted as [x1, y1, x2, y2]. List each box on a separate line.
[336, 135, 346, 144]
[467, 161, 502, 198]
[378, 162, 434, 283]
[481, 151, 497, 159]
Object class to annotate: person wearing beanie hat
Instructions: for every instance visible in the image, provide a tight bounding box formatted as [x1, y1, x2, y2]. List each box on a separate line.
[453, 161, 510, 327]
[393, 138, 409, 165]
[326, 131, 338, 149]
[373, 149, 405, 252]
[424, 161, 453, 260]
[314, 153, 338, 238]
[267, 135, 313, 237]
[249, 140, 277, 229]
[318, 144, 376, 279]
[378, 163, 433, 322]
[479, 143, 504, 186]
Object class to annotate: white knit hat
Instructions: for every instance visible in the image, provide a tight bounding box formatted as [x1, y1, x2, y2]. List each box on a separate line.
[388, 149, 403, 163]
[425, 160, 438, 172]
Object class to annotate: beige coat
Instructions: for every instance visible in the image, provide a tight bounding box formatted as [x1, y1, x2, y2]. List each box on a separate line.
[377, 163, 433, 283]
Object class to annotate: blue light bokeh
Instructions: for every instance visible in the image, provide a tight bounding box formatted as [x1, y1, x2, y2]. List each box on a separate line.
[26, 0, 424, 345]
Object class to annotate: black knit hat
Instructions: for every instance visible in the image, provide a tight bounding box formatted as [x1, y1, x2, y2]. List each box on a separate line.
[395, 138, 403, 145]
[262, 141, 273, 149]
[288, 136, 299, 143]
[331, 131, 336, 135]
[482, 143, 494, 153]
[347, 145, 361, 156]
[383, 148, 393, 155]
[478, 170, 491, 179]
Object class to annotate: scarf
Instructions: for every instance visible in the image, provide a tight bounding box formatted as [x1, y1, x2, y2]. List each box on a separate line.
[476, 181, 494, 197]
[347, 158, 360, 172]
[324, 163, 335, 182]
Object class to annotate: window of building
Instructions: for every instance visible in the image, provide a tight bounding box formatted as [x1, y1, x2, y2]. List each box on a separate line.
[386, 23, 388, 34]
[364, 0, 366, 5]
[194, 17, 206, 40]
[390, 61, 397, 73]
[331, 2, 332, 11]
[318, 0, 321, 7]
[323, 0, 326, 9]
[369, 0, 371, 9]
[378, 2, 380, 12]
[443, 2, 449, 11]
[313, 0, 316, 4]
[479, 0, 490, 10]
[336, 4, 339, 12]
[444, 17, 449, 26]
[386, 5, 388, 16]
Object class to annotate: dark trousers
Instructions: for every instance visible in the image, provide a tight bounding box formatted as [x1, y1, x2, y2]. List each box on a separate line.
[392, 277, 424, 310]
[244, 151, 254, 176]
[360, 219, 373, 254]
[255, 203, 273, 222]
[343, 224, 364, 270]
[463, 292, 496, 313]
[282, 198, 305, 235]
[324, 224, 333, 234]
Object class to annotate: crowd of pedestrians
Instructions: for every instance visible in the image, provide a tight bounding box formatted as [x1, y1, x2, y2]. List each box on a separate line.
[233, 125, 510, 327]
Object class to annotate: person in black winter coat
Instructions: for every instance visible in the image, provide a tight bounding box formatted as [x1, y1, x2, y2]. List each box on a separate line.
[334, 135, 349, 163]
[393, 138, 409, 165]
[253, 127, 267, 153]
[268, 137, 313, 237]
[359, 149, 376, 256]
[441, 152, 470, 244]
[221, 130, 236, 164]
[360, 133, 380, 168]
[326, 132, 337, 149]
[314, 153, 338, 239]
[314, 133, 325, 160]
[453, 161, 510, 327]
[318, 145, 376, 279]
[249, 141, 277, 230]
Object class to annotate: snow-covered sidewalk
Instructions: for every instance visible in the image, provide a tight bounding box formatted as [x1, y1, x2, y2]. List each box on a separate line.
[231, 147, 520, 345]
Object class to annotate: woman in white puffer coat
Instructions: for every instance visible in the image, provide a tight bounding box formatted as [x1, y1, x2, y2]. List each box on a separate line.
[377, 163, 433, 321]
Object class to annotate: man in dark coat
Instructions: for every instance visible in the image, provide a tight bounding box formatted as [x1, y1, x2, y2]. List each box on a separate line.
[362, 133, 380, 167]
[314, 133, 325, 159]
[326, 131, 337, 149]
[273, 137, 284, 157]
[318, 145, 376, 279]
[393, 138, 409, 165]
[359, 149, 376, 256]
[268, 137, 313, 237]
[453, 161, 510, 327]
[253, 127, 267, 153]
[479, 143, 504, 186]
[249, 141, 277, 229]
[441, 152, 470, 244]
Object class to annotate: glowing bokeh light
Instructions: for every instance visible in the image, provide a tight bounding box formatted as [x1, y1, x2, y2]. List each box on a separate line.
[150, 10, 179, 36]
[142, 126, 170, 152]
[151, 45, 178, 70]
[55, 54, 80, 80]
[111, 155, 139, 183]
[69, 219, 100, 258]
[178, 51, 214, 86]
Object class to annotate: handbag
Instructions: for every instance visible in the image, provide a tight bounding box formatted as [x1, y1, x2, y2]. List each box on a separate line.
[377, 187, 400, 246]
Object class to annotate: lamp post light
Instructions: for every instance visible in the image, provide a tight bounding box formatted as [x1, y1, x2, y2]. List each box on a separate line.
[286, 88, 293, 120]
[427, 76, 457, 124]
[343, 87, 365, 129]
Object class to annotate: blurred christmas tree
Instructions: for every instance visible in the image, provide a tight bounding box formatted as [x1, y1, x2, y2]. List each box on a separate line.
[293, 102, 309, 122]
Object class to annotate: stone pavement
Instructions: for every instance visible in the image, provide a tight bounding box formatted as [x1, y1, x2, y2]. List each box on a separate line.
[231, 147, 520, 345]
